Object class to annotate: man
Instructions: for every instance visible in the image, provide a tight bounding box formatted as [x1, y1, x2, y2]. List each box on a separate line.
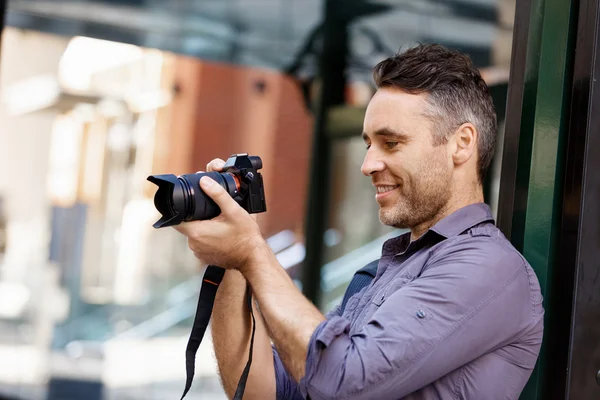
[175, 44, 544, 399]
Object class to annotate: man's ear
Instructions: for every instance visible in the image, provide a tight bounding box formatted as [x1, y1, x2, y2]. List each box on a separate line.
[451, 123, 477, 166]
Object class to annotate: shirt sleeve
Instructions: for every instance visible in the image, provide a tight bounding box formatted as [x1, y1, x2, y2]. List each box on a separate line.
[274, 305, 343, 400]
[297, 238, 542, 400]
[273, 347, 304, 400]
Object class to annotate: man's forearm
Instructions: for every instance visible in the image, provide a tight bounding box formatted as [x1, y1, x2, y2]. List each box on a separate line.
[210, 269, 276, 399]
[242, 248, 326, 382]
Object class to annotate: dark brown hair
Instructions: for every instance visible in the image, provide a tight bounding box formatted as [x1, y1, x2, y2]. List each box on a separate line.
[372, 43, 497, 183]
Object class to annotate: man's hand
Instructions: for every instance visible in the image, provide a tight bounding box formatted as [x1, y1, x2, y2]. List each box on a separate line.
[194, 162, 277, 400]
[176, 158, 325, 385]
[173, 158, 267, 270]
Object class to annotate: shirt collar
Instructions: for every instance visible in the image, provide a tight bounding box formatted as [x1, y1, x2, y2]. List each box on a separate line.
[381, 203, 495, 257]
[430, 202, 495, 238]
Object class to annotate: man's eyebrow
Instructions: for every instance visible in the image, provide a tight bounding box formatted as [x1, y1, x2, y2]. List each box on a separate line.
[362, 127, 411, 143]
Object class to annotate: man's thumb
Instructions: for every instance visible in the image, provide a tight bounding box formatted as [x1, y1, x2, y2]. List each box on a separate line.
[200, 176, 236, 213]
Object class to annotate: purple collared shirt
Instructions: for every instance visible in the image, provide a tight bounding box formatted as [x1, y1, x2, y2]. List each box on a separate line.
[273, 203, 544, 400]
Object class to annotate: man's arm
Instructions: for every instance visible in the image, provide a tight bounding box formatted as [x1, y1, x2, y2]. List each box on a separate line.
[241, 245, 326, 383]
[242, 238, 541, 400]
[196, 157, 282, 399]
[210, 269, 276, 399]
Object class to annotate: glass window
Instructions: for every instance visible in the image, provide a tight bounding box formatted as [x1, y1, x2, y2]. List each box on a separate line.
[0, 26, 314, 399]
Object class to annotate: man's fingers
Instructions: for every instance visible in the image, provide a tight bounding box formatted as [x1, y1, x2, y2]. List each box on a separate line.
[173, 222, 193, 236]
[206, 158, 226, 172]
[173, 220, 212, 237]
[200, 176, 240, 216]
[174, 219, 223, 242]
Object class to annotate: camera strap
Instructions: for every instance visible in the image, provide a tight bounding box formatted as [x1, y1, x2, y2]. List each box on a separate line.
[180, 265, 256, 400]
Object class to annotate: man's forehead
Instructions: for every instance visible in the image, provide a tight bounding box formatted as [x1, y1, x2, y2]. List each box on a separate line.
[369, 87, 427, 108]
[363, 88, 429, 135]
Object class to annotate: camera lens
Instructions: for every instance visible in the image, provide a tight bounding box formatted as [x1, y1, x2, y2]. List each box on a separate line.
[147, 171, 239, 228]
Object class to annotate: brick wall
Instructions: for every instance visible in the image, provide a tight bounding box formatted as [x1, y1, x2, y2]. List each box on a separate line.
[153, 56, 313, 238]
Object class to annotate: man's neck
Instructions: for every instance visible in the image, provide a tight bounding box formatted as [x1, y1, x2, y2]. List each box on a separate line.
[410, 189, 484, 241]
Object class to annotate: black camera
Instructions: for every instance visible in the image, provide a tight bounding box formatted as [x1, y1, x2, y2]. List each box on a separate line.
[147, 153, 267, 228]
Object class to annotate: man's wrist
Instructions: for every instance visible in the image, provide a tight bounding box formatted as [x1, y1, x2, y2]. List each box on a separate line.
[240, 237, 274, 276]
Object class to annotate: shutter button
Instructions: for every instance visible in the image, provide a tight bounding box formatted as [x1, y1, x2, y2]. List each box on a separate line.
[416, 310, 426, 319]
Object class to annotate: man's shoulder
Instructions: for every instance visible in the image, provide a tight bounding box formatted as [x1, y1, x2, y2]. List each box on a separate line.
[427, 222, 531, 279]
[423, 222, 544, 330]
[435, 222, 523, 257]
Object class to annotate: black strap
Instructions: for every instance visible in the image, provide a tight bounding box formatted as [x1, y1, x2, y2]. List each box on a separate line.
[181, 265, 225, 399]
[232, 287, 256, 400]
[340, 259, 379, 313]
[180, 265, 256, 400]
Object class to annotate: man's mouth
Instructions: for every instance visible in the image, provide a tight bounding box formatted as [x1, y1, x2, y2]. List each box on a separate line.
[375, 185, 399, 200]
[376, 185, 398, 194]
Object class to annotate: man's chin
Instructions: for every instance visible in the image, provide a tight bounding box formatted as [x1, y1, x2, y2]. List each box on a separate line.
[378, 209, 409, 229]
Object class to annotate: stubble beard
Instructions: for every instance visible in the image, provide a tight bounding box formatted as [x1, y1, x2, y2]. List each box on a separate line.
[379, 159, 452, 230]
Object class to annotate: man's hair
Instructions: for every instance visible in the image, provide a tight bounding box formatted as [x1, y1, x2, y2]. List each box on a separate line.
[372, 43, 497, 183]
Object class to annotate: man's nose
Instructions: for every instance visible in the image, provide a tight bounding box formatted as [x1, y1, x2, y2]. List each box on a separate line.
[361, 150, 385, 176]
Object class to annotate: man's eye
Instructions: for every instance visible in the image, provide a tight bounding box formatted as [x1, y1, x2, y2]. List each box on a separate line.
[365, 144, 371, 150]
[384, 142, 398, 149]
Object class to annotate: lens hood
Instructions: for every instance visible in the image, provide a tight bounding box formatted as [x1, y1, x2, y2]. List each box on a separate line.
[147, 174, 187, 228]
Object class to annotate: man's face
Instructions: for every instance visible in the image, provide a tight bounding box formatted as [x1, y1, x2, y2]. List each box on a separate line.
[361, 87, 453, 229]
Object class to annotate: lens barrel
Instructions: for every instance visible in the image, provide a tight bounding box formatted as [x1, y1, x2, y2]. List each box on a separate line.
[147, 171, 239, 228]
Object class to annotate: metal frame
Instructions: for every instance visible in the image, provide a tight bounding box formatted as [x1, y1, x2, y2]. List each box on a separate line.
[301, 0, 389, 304]
[499, 0, 600, 398]
[300, 0, 348, 306]
[498, 0, 580, 399]
[496, 0, 534, 246]
[562, 0, 600, 397]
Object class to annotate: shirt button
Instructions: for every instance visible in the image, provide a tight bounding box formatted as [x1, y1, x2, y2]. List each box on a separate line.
[416, 310, 426, 319]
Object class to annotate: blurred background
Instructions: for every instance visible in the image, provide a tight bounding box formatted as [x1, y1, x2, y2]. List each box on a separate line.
[0, 0, 515, 399]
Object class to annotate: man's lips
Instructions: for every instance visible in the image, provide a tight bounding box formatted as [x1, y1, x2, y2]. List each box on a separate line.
[374, 185, 399, 200]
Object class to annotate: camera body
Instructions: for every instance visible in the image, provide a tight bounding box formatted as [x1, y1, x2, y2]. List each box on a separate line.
[147, 153, 266, 228]
[220, 154, 267, 214]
